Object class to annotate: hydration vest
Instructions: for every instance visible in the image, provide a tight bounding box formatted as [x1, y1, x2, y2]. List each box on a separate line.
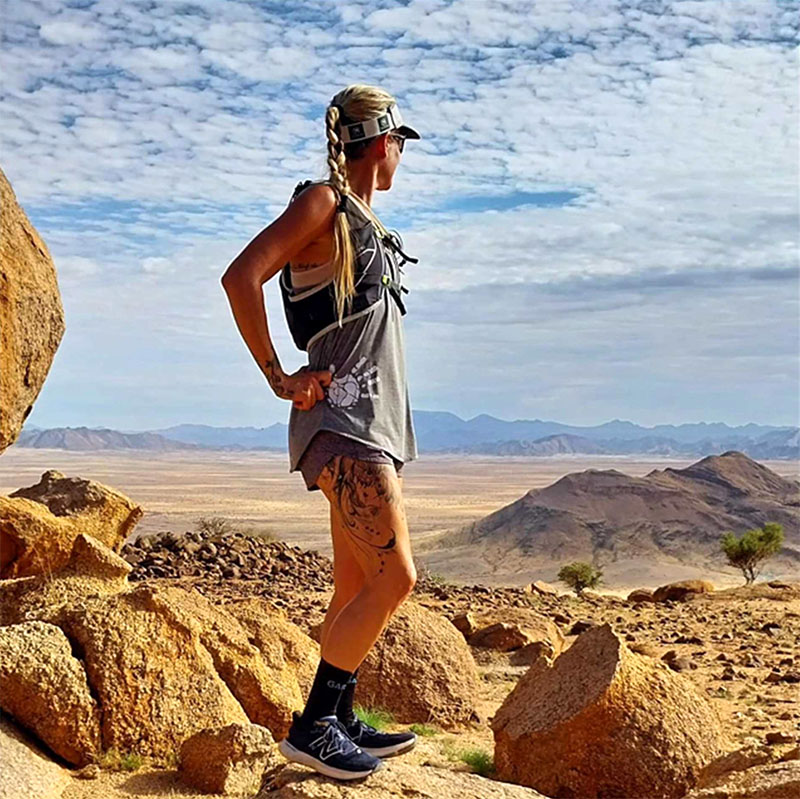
[279, 179, 418, 352]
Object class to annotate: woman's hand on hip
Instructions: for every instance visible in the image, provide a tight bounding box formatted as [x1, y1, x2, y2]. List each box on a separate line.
[275, 366, 333, 411]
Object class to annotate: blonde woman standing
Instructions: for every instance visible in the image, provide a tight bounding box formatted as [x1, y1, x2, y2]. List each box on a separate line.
[221, 84, 420, 780]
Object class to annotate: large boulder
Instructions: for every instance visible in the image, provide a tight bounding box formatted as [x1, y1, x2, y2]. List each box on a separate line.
[0, 166, 65, 453]
[44, 584, 250, 762]
[1, 470, 143, 578]
[0, 532, 131, 627]
[141, 585, 303, 739]
[491, 624, 726, 798]
[0, 621, 101, 766]
[354, 601, 482, 727]
[0, 710, 72, 799]
[653, 580, 715, 603]
[223, 597, 319, 696]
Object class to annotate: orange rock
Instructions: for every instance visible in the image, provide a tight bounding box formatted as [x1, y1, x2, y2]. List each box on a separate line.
[179, 722, 279, 794]
[355, 601, 481, 726]
[627, 588, 654, 603]
[1, 470, 142, 578]
[0, 620, 102, 766]
[0, 166, 65, 453]
[491, 624, 726, 798]
[653, 580, 715, 602]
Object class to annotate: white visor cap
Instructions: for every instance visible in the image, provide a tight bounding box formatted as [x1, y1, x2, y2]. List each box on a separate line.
[338, 103, 421, 144]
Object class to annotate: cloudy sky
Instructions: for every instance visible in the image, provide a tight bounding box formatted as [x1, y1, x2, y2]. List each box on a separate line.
[3, 0, 798, 432]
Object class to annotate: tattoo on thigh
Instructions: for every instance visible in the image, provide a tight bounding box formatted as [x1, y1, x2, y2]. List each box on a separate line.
[325, 456, 404, 572]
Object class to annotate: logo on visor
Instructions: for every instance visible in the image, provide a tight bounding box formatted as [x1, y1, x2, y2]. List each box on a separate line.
[348, 122, 365, 140]
[378, 115, 390, 131]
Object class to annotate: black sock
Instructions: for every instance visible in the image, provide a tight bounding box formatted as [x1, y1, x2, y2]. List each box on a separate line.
[299, 657, 354, 726]
[337, 667, 360, 725]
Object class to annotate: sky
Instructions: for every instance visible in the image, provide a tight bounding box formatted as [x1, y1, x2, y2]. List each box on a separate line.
[2, 0, 798, 432]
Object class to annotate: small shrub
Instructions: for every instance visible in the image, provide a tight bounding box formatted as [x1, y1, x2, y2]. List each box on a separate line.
[459, 747, 495, 777]
[195, 515, 235, 538]
[98, 747, 145, 772]
[354, 703, 394, 730]
[721, 522, 784, 585]
[237, 524, 280, 543]
[409, 722, 439, 737]
[558, 561, 603, 596]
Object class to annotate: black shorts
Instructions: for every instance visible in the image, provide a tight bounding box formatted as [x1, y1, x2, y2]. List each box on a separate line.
[297, 430, 404, 492]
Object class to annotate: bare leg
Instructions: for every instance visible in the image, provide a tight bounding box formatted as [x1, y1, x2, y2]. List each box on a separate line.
[315, 455, 416, 673]
[319, 498, 365, 652]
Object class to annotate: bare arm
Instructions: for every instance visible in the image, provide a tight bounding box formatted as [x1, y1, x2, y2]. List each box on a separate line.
[221, 184, 337, 408]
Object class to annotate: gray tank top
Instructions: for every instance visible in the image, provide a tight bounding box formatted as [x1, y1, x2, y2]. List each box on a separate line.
[286, 184, 418, 473]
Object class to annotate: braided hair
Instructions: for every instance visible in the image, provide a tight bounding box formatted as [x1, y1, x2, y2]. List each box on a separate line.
[324, 84, 396, 325]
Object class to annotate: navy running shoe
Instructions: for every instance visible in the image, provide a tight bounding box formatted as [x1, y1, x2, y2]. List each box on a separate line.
[340, 715, 417, 758]
[278, 711, 385, 780]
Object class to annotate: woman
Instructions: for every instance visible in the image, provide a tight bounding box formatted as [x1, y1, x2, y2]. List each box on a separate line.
[221, 84, 420, 781]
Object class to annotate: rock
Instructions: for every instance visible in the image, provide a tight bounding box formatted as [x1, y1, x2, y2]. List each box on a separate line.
[766, 732, 795, 745]
[451, 611, 478, 637]
[0, 710, 72, 799]
[653, 580, 715, 603]
[0, 533, 131, 627]
[684, 760, 800, 798]
[263, 761, 549, 797]
[697, 744, 776, 785]
[469, 608, 565, 663]
[355, 601, 481, 726]
[222, 597, 319, 696]
[668, 655, 695, 672]
[780, 747, 800, 762]
[526, 580, 558, 596]
[628, 588, 654, 603]
[629, 642, 661, 658]
[178, 722, 279, 795]
[0, 166, 65, 454]
[491, 624, 725, 798]
[568, 619, 595, 635]
[141, 586, 305, 740]
[0, 621, 101, 766]
[469, 622, 531, 652]
[1, 470, 142, 578]
[73, 763, 100, 779]
[47, 583, 250, 761]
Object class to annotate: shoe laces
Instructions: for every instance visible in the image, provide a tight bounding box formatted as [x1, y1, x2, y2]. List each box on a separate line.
[347, 718, 378, 740]
[314, 718, 360, 755]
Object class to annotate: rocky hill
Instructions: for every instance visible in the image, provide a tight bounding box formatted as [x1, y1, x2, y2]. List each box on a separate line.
[16, 426, 202, 451]
[417, 451, 800, 588]
[14, 417, 799, 459]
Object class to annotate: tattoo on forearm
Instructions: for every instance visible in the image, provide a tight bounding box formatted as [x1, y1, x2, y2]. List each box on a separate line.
[264, 356, 291, 399]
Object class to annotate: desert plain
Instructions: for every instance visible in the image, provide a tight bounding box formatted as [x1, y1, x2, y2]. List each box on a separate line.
[1, 447, 797, 593]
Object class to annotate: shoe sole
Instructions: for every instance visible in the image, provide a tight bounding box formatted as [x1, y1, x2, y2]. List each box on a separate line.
[278, 738, 385, 780]
[361, 736, 417, 758]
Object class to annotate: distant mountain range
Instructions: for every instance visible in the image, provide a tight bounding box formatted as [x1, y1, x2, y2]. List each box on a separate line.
[415, 450, 800, 588]
[14, 413, 799, 459]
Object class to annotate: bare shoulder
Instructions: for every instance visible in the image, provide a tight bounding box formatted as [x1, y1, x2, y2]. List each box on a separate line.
[293, 181, 338, 214]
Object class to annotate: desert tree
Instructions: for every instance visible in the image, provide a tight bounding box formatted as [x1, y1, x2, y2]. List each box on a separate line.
[720, 522, 784, 585]
[557, 561, 603, 596]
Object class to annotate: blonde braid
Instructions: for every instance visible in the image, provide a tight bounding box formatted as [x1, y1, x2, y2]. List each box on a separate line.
[325, 104, 356, 325]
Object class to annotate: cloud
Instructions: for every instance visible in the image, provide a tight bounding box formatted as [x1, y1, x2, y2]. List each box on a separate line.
[2, 0, 797, 429]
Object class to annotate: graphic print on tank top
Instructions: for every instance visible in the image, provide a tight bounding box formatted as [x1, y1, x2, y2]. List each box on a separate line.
[325, 356, 380, 409]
